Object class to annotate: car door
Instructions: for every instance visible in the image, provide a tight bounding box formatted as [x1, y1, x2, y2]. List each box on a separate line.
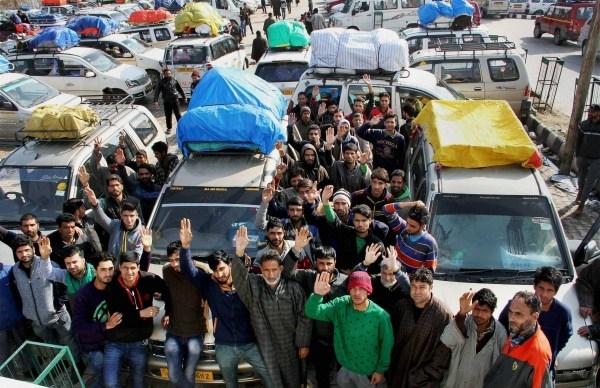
[0, 93, 22, 140]
[210, 40, 227, 68]
[373, 0, 398, 29]
[29, 57, 64, 91]
[540, 5, 554, 33]
[58, 56, 93, 95]
[351, 0, 372, 30]
[153, 28, 173, 48]
[485, 56, 525, 112]
[438, 59, 484, 100]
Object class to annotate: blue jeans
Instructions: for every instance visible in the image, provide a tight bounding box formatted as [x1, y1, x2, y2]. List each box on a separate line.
[165, 333, 203, 388]
[215, 342, 274, 388]
[84, 350, 104, 388]
[103, 341, 148, 388]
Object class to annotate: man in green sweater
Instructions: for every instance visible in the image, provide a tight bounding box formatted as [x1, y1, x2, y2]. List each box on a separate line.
[305, 270, 394, 387]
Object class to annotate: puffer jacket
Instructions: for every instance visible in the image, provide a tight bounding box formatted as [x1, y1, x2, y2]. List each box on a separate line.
[90, 205, 143, 263]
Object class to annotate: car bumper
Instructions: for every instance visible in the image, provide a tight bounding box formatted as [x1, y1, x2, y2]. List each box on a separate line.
[132, 81, 154, 99]
[556, 365, 598, 388]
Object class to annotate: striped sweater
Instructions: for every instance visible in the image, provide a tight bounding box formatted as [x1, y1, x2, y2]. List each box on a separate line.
[383, 203, 438, 272]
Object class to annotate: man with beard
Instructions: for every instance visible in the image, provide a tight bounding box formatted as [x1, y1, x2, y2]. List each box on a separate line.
[353, 245, 410, 314]
[283, 230, 347, 388]
[305, 270, 393, 387]
[47, 213, 99, 268]
[178, 219, 273, 387]
[287, 143, 329, 188]
[574, 104, 600, 215]
[85, 187, 144, 262]
[288, 89, 317, 120]
[288, 108, 316, 144]
[129, 163, 161, 222]
[384, 202, 438, 273]
[390, 169, 410, 202]
[345, 95, 368, 122]
[49, 245, 96, 299]
[484, 291, 552, 388]
[330, 120, 362, 161]
[389, 268, 452, 388]
[321, 186, 384, 274]
[357, 113, 405, 176]
[0, 213, 43, 260]
[152, 141, 180, 186]
[89, 139, 137, 197]
[72, 253, 121, 388]
[330, 143, 371, 193]
[232, 225, 312, 387]
[62, 198, 102, 257]
[253, 219, 295, 271]
[351, 168, 393, 224]
[441, 288, 506, 388]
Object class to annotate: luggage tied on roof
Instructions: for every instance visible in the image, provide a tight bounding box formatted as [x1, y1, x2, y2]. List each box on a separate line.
[267, 20, 310, 49]
[174, 2, 224, 36]
[24, 104, 99, 139]
[66, 16, 119, 38]
[27, 27, 79, 50]
[414, 100, 542, 169]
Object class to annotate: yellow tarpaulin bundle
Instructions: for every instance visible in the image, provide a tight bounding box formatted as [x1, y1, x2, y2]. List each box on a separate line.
[174, 2, 224, 36]
[24, 104, 99, 139]
[414, 100, 542, 169]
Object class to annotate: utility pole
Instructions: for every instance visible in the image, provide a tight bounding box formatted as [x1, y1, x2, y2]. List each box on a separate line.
[559, 0, 600, 174]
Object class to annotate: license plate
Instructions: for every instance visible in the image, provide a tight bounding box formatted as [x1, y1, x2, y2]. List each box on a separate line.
[177, 68, 194, 72]
[195, 371, 214, 381]
[160, 368, 169, 379]
[283, 88, 294, 95]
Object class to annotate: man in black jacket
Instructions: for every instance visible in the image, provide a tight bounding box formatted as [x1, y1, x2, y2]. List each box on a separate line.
[575, 104, 600, 215]
[103, 252, 170, 388]
[153, 68, 186, 135]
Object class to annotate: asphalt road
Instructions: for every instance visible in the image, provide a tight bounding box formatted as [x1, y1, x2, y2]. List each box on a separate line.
[480, 16, 600, 118]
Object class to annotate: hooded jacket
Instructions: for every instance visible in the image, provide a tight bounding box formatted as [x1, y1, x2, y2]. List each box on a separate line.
[90, 205, 143, 263]
[290, 143, 329, 188]
[351, 185, 393, 224]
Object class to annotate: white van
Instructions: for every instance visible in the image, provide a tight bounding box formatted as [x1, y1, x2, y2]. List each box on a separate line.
[526, 0, 556, 15]
[400, 25, 490, 54]
[163, 34, 247, 96]
[121, 22, 176, 49]
[409, 41, 530, 112]
[8, 47, 153, 100]
[254, 47, 310, 97]
[79, 34, 164, 87]
[0, 73, 81, 141]
[578, 16, 600, 57]
[328, 0, 430, 31]
[477, 0, 509, 17]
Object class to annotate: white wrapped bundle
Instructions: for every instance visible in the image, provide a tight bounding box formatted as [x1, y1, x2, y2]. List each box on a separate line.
[336, 29, 378, 70]
[372, 29, 409, 71]
[309, 28, 345, 68]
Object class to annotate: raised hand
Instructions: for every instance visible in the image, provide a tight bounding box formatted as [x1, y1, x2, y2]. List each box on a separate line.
[235, 225, 249, 257]
[78, 166, 90, 188]
[294, 227, 312, 252]
[93, 137, 102, 154]
[321, 184, 334, 204]
[305, 181, 319, 204]
[83, 186, 98, 208]
[141, 226, 152, 252]
[318, 102, 326, 117]
[382, 245, 398, 269]
[325, 126, 335, 146]
[313, 271, 331, 296]
[276, 163, 287, 178]
[262, 184, 274, 204]
[362, 73, 372, 86]
[39, 236, 52, 260]
[114, 147, 126, 166]
[363, 243, 381, 266]
[179, 218, 193, 249]
[459, 291, 474, 315]
[358, 151, 368, 165]
[312, 85, 320, 99]
[288, 112, 297, 127]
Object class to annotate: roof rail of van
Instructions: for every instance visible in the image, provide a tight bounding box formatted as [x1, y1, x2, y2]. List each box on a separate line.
[126, 21, 172, 27]
[435, 39, 516, 58]
[174, 31, 213, 38]
[307, 67, 410, 80]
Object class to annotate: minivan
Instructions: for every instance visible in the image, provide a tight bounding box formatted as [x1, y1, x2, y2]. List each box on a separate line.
[120, 22, 176, 49]
[328, 0, 428, 31]
[477, 0, 509, 17]
[534, 1, 594, 45]
[254, 47, 310, 97]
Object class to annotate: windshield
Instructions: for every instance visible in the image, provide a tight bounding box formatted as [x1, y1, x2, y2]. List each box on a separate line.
[166, 46, 208, 65]
[430, 194, 569, 278]
[84, 50, 120, 72]
[151, 187, 263, 259]
[1, 77, 59, 108]
[255, 62, 308, 83]
[342, 0, 353, 13]
[108, 12, 127, 23]
[0, 167, 70, 225]
[121, 37, 149, 55]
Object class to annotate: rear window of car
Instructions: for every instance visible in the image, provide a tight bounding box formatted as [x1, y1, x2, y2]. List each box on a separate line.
[255, 62, 308, 83]
[576, 6, 593, 20]
[487, 58, 520, 82]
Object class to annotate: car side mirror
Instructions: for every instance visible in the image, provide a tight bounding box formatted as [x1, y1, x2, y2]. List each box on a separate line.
[1, 101, 15, 111]
[123, 52, 133, 58]
[85, 71, 96, 78]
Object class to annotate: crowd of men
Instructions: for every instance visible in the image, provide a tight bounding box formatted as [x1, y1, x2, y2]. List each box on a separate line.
[0, 76, 598, 388]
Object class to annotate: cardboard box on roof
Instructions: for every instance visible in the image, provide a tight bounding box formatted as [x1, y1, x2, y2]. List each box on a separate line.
[414, 100, 542, 169]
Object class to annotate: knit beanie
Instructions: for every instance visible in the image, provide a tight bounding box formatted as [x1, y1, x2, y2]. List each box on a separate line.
[348, 271, 373, 295]
[332, 189, 351, 206]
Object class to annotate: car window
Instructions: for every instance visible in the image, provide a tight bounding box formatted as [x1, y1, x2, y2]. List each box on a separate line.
[211, 41, 227, 59]
[374, 0, 398, 10]
[545, 5, 553, 14]
[12, 59, 30, 75]
[354, 1, 370, 12]
[32, 57, 59, 76]
[155, 28, 171, 42]
[304, 84, 342, 106]
[255, 62, 308, 83]
[129, 112, 159, 146]
[0, 76, 59, 108]
[60, 58, 88, 77]
[0, 94, 16, 111]
[224, 37, 238, 54]
[440, 60, 482, 83]
[409, 144, 426, 201]
[531, 0, 540, 3]
[137, 29, 152, 43]
[168, 46, 208, 64]
[80, 156, 104, 198]
[401, 0, 423, 8]
[576, 6, 593, 20]
[348, 84, 392, 110]
[406, 38, 422, 54]
[488, 58, 519, 82]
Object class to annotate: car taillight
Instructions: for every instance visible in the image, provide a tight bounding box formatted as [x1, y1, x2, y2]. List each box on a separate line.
[524, 84, 531, 97]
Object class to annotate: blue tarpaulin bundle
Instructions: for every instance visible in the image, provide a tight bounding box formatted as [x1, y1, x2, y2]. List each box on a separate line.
[418, 0, 473, 25]
[0, 56, 13, 73]
[452, 0, 474, 17]
[27, 27, 79, 50]
[178, 67, 287, 156]
[66, 16, 119, 38]
[155, 0, 186, 12]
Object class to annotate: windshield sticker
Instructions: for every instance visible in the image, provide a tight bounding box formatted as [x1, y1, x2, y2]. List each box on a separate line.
[56, 182, 67, 191]
[531, 217, 552, 231]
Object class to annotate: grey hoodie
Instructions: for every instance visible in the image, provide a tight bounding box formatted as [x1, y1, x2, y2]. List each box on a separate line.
[292, 143, 329, 188]
[91, 205, 143, 263]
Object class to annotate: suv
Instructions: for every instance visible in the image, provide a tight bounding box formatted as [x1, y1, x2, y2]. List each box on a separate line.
[79, 33, 164, 88]
[145, 150, 278, 385]
[525, 0, 556, 15]
[120, 22, 176, 49]
[400, 25, 490, 54]
[163, 34, 247, 96]
[477, 0, 509, 17]
[409, 40, 530, 113]
[0, 96, 166, 262]
[254, 47, 310, 97]
[8, 46, 154, 101]
[406, 118, 598, 387]
[290, 67, 462, 118]
[533, 1, 594, 45]
[0, 73, 81, 141]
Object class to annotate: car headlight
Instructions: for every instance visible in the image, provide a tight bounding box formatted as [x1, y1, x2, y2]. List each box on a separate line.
[125, 79, 139, 88]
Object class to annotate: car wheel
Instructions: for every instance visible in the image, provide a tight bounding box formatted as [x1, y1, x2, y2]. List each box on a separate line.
[347, 26, 359, 30]
[147, 70, 160, 90]
[534, 10, 543, 15]
[553, 28, 564, 45]
[533, 24, 542, 38]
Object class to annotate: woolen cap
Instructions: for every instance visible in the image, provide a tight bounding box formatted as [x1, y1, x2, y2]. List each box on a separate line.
[348, 271, 372, 295]
[332, 189, 351, 206]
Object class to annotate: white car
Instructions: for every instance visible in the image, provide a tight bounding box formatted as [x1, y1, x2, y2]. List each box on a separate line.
[578, 16, 600, 57]
[400, 25, 490, 54]
[121, 22, 177, 49]
[77, 8, 130, 29]
[8, 47, 153, 100]
[80, 34, 164, 87]
[0, 73, 81, 141]
[254, 47, 310, 97]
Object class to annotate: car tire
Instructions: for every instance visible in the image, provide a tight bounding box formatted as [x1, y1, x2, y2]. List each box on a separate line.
[147, 70, 160, 91]
[533, 24, 542, 38]
[553, 28, 565, 45]
[534, 10, 543, 15]
[347, 26, 359, 30]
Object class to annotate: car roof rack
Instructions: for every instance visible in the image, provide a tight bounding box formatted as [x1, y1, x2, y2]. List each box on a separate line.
[434, 37, 516, 59]
[126, 21, 173, 27]
[307, 66, 410, 81]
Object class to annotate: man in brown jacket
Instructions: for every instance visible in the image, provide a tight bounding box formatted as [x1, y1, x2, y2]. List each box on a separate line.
[389, 267, 452, 387]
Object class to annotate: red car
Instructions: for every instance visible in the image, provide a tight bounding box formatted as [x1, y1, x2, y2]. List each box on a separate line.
[533, 1, 594, 45]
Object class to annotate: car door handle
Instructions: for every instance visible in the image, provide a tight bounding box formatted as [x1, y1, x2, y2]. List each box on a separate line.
[66, 82, 74, 86]
[473, 87, 483, 91]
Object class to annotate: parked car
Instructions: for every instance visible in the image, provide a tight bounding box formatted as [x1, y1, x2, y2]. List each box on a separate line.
[477, 0, 509, 17]
[8, 46, 154, 100]
[508, 0, 527, 13]
[328, 0, 428, 31]
[38, 5, 79, 16]
[578, 16, 600, 57]
[525, 0, 556, 15]
[533, 1, 594, 45]
[120, 22, 176, 49]
[409, 40, 531, 113]
[77, 8, 130, 29]
[254, 47, 310, 97]
[0, 73, 81, 141]
[79, 33, 164, 87]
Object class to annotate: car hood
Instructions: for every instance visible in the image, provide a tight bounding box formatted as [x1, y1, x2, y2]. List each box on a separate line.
[434, 279, 596, 371]
[105, 63, 147, 80]
[140, 47, 165, 63]
[33, 92, 81, 111]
